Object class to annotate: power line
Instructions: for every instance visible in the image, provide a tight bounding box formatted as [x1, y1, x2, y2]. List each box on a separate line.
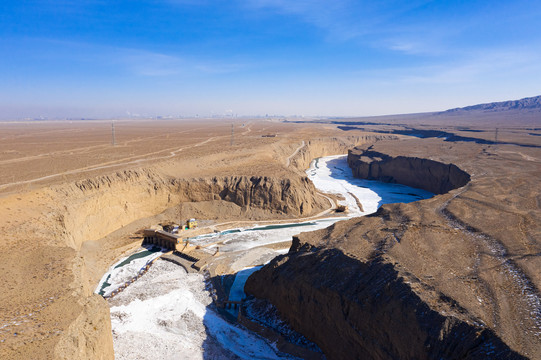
[112, 122, 115, 146]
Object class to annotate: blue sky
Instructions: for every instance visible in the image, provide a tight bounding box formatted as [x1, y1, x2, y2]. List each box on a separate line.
[1, 0, 540, 119]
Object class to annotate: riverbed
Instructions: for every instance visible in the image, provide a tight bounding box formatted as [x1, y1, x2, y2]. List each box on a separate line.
[96, 155, 434, 359]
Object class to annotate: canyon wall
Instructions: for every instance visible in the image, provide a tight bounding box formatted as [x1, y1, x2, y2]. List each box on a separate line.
[347, 147, 470, 194]
[54, 136, 389, 253]
[173, 175, 325, 217]
[47, 170, 327, 360]
[245, 240, 525, 360]
[53, 170, 328, 251]
[288, 135, 395, 171]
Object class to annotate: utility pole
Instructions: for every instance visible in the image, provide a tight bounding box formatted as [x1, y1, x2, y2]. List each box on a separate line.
[178, 202, 182, 228]
[230, 123, 234, 146]
[111, 122, 116, 146]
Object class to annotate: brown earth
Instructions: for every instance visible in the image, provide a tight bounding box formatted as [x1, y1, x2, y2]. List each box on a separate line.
[0, 118, 381, 359]
[246, 129, 541, 359]
[0, 115, 539, 359]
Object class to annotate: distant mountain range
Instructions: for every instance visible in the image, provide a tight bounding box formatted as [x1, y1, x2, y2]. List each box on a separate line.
[444, 95, 541, 113]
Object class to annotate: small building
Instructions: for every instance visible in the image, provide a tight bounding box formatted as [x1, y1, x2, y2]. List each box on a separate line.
[187, 218, 197, 229]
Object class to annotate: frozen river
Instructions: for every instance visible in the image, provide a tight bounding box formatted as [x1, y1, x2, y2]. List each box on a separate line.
[97, 155, 434, 359]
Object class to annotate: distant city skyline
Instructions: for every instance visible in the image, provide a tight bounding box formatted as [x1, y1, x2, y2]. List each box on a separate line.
[1, 0, 540, 119]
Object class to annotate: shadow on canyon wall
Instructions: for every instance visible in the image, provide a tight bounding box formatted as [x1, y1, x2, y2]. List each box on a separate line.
[245, 245, 527, 360]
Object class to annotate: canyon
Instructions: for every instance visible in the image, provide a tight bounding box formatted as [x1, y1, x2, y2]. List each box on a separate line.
[0, 120, 382, 359]
[247, 134, 541, 359]
[0, 113, 539, 359]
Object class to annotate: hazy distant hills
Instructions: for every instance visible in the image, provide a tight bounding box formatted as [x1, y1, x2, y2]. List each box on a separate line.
[444, 95, 541, 113]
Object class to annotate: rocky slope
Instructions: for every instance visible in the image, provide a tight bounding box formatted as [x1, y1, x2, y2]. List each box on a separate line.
[245, 239, 525, 360]
[246, 140, 541, 359]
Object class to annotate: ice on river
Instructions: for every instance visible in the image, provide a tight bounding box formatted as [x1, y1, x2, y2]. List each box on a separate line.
[95, 245, 167, 297]
[187, 155, 432, 253]
[306, 155, 433, 215]
[110, 260, 296, 360]
[189, 219, 341, 253]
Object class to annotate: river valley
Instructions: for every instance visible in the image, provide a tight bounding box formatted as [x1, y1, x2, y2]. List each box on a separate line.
[97, 155, 434, 359]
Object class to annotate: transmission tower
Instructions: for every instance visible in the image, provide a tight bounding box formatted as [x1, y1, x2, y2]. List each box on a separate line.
[111, 122, 116, 146]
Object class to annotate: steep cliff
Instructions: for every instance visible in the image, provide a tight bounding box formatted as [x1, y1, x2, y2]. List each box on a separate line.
[245, 240, 525, 360]
[13, 168, 328, 359]
[52, 170, 328, 251]
[173, 175, 325, 216]
[287, 135, 395, 171]
[347, 147, 470, 194]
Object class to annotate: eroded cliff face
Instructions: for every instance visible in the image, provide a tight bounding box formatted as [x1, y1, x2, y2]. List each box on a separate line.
[246, 144, 541, 359]
[173, 175, 324, 217]
[52, 170, 328, 251]
[53, 295, 113, 360]
[287, 135, 395, 172]
[347, 147, 470, 194]
[245, 240, 525, 360]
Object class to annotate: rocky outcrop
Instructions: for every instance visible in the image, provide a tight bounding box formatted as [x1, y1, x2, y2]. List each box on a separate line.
[347, 148, 470, 194]
[246, 144, 540, 359]
[245, 239, 526, 360]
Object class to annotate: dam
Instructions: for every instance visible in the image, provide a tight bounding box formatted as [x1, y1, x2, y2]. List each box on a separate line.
[142, 229, 181, 250]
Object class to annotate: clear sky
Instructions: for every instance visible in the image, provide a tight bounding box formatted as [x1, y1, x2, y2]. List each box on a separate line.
[1, 0, 540, 119]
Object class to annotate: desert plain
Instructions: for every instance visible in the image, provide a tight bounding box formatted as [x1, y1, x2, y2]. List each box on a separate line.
[0, 108, 540, 359]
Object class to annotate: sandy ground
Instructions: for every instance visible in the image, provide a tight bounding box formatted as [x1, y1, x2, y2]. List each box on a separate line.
[0, 115, 539, 359]
[0, 119, 298, 194]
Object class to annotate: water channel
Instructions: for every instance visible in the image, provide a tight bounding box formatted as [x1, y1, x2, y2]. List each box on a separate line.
[96, 155, 434, 359]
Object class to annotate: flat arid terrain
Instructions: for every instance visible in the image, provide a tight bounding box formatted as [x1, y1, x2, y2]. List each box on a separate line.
[0, 101, 540, 359]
